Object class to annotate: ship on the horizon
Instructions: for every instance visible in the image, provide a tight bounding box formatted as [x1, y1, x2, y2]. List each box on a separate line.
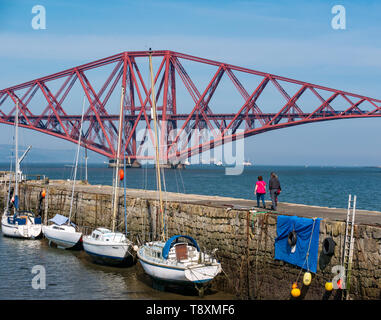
[243, 159, 252, 166]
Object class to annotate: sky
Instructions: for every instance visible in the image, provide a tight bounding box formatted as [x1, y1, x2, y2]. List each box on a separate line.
[0, 0, 380, 166]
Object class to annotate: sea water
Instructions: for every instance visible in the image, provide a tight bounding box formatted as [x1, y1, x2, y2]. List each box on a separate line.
[4, 163, 380, 212]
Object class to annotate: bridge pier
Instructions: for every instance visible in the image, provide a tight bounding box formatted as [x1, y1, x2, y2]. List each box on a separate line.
[107, 159, 141, 168]
[154, 162, 186, 169]
[107, 159, 186, 169]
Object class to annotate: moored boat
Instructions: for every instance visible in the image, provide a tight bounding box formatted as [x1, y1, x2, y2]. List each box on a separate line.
[138, 235, 221, 285]
[137, 51, 222, 295]
[42, 214, 82, 249]
[2, 211, 42, 239]
[1, 100, 42, 239]
[82, 85, 134, 266]
[42, 99, 85, 249]
[83, 227, 133, 266]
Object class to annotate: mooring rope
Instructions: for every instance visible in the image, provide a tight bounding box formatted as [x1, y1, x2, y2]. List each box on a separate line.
[295, 217, 317, 283]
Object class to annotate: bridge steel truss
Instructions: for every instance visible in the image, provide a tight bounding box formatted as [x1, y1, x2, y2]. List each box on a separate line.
[0, 50, 380, 163]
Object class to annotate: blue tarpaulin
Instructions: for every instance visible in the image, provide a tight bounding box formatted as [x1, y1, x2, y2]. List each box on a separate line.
[49, 214, 76, 227]
[162, 235, 200, 259]
[274, 215, 321, 273]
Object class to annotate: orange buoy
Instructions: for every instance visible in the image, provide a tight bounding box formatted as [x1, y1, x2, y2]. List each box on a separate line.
[292, 282, 298, 289]
[337, 279, 343, 289]
[119, 169, 124, 181]
[291, 286, 301, 298]
[41, 189, 46, 198]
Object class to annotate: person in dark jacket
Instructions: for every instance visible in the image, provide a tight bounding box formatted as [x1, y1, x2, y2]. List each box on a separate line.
[269, 172, 281, 210]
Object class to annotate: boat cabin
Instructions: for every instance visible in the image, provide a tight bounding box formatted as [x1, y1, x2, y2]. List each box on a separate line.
[144, 235, 201, 263]
[90, 228, 126, 242]
[7, 211, 41, 225]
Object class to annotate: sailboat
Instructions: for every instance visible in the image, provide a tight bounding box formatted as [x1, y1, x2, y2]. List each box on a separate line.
[137, 50, 222, 292]
[42, 98, 85, 249]
[1, 101, 42, 239]
[82, 84, 134, 266]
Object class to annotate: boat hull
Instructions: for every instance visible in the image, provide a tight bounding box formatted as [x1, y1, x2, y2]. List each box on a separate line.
[138, 252, 221, 284]
[83, 236, 133, 266]
[1, 215, 42, 239]
[42, 225, 82, 249]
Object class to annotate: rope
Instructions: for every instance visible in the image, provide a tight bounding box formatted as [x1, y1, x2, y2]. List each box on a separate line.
[177, 165, 186, 194]
[252, 212, 270, 299]
[140, 160, 148, 242]
[295, 217, 317, 283]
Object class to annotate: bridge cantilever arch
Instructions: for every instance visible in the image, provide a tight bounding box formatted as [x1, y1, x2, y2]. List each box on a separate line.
[1, 50, 381, 166]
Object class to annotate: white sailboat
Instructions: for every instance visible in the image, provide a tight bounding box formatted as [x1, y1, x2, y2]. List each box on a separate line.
[82, 84, 134, 266]
[42, 98, 85, 249]
[138, 236, 222, 287]
[1, 101, 42, 239]
[137, 51, 221, 293]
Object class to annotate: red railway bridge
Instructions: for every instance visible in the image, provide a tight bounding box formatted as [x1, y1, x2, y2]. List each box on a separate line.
[0, 50, 380, 165]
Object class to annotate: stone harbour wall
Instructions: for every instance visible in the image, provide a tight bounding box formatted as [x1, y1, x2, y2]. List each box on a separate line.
[2, 180, 380, 300]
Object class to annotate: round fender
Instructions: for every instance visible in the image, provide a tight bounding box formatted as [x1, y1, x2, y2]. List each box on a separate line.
[322, 237, 336, 256]
[288, 230, 297, 247]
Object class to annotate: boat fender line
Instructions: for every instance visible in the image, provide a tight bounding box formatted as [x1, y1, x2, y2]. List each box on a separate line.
[288, 230, 297, 247]
[322, 237, 336, 256]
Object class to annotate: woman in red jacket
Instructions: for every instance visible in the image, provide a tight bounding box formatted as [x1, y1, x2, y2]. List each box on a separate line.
[254, 176, 266, 208]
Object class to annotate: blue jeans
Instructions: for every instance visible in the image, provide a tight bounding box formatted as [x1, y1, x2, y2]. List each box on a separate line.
[270, 189, 278, 210]
[256, 193, 265, 207]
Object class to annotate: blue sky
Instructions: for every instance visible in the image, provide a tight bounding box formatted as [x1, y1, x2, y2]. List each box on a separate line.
[0, 0, 381, 165]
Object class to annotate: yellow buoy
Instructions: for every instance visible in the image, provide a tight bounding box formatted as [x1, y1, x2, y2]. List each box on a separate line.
[303, 272, 312, 286]
[325, 282, 333, 291]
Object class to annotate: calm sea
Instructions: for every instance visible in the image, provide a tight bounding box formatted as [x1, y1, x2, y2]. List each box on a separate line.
[0, 163, 379, 300]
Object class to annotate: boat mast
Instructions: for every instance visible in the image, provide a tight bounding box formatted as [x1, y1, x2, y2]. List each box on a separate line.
[5, 152, 13, 212]
[85, 147, 88, 182]
[68, 97, 85, 224]
[111, 84, 126, 232]
[14, 100, 19, 211]
[148, 49, 165, 241]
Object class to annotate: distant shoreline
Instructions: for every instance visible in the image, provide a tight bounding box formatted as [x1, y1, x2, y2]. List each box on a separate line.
[0, 162, 379, 168]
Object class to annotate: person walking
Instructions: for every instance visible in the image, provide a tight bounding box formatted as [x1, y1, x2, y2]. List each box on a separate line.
[269, 172, 281, 211]
[254, 176, 266, 208]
